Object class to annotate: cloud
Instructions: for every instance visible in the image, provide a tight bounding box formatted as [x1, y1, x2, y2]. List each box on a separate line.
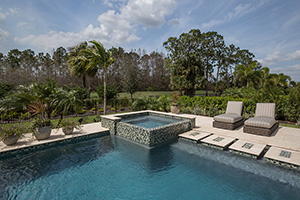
[286, 50, 300, 60]
[14, 0, 176, 52]
[272, 64, 300, 81]
[257, 51, 282, 66]
[0, 11, 6, 23]
[15, 21, 140, 52]
[0, 28, 9, 42]
[202, 0, 269, 29]
[283, 14, 300, 28]
[121, 0, 176, 27]
[168, 18, 180, 26]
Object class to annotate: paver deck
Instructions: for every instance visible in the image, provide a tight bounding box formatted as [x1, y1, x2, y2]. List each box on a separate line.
[264, 146, 300, 169]
[179, 129, 211, 142]
[182, 114, 300, 152]
[229, 139, 267, 159]
[200, 134, 236, 150]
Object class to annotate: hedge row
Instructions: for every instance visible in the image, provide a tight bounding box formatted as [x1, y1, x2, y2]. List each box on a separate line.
[132, 95, 300, 121]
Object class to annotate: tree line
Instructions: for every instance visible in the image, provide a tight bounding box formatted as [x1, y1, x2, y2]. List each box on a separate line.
[0, 46, 170, 93]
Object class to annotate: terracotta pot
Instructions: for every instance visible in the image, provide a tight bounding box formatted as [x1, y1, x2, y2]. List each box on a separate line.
[62, 127, 74, 135]
[35, 126, 51, 140]
[170, 105, 180, 114]
[3, 135, 18, 146]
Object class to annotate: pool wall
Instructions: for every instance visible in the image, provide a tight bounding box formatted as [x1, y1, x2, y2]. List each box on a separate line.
[101, 110, 195, 147]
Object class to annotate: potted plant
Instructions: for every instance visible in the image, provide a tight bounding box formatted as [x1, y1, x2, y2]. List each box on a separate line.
[170, 91, 180, 114]
[30, 118, 53, 140]
[0, 125, 26, 146]
[28, 101, 53, 140]
[58, 119, 81, 135]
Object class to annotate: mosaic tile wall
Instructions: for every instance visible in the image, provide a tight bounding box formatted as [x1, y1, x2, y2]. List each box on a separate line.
[104, 111, 195, 147]
[101, 117, 121, 135]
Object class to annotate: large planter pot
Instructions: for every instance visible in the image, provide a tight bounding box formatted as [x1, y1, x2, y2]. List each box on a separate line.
[35, 126, 51, 140]
[170, 105, 180, 114]
[3, 135, 18, 146]
[62, 127, 74, 135]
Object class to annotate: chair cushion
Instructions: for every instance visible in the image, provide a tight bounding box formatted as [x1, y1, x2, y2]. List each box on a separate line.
[255, 103, 276, 119]
[226, 101, 243, 115]
[214, 114, 243, 123]
[244, 117, 276, 129]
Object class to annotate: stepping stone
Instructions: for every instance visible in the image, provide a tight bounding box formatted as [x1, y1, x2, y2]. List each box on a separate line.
[264, 146, 300, 171]
[179, 130, 211, 142]
[200, 134, 236, 150]
[229, 140, 267, 159]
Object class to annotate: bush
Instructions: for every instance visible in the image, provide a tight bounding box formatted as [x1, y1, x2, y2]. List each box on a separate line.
[96, 84, 119, 102]
[0, 82, 14, 98]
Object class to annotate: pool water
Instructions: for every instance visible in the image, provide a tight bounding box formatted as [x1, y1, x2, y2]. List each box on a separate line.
[123, 115, 181, 129]
[1, 135, 300, 200]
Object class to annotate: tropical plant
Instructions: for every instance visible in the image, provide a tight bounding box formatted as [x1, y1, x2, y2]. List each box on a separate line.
[51, 88, 83, 118]
[80, 40, 116, 115]
[0, 124, 26, 142]
[58, 119, 81, 132]
[68, 41, 91, 89]
[30, 117, 53, 130]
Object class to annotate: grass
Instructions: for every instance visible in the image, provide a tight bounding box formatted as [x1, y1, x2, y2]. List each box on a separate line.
[279, 123, 300, 129]
[90, 90, 215, 100]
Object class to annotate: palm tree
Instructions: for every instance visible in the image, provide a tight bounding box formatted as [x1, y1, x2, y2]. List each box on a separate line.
[68, 42, 95, 89]
[80, 40, 115, 115]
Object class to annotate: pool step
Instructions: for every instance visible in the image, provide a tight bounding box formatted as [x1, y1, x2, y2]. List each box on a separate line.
[264, 146, 300, 171]
[200, 134, 236, 150]
[228, 140, 267, 159]
[179, 130, 211, 143]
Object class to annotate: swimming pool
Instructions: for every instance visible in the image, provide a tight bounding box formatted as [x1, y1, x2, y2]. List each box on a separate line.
[1, 135, 300, 199]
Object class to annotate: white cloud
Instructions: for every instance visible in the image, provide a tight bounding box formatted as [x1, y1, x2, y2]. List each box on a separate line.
[272, 64, 300, 81]
[8, 7, 18, 16]
[168, 18, 179, 26]
[15, 21, 140, 52]
[257, 51, 282, 67]
[286, 50, 300, 60]
[283, 14, 300, 28]
[202, 0, 269, 29]
[0, 11, 6, 22]
[0, 28, 9, 42]
[14, 0, 176, 52]
[121, 0, 176, 27]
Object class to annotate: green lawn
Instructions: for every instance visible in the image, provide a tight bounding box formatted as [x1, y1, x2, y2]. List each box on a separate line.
[90, 90, 215, 100]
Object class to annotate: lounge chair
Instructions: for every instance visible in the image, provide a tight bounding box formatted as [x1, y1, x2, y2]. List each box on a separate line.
[213, 101, 244, 130]
[244, 103, 279, 136]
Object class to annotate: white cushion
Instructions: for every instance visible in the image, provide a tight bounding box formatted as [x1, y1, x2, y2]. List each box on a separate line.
[255, 103, 276, 119]
[214, 114, 243, 123]
[245, 117, 276, 129]
[226, 101, 243, 115]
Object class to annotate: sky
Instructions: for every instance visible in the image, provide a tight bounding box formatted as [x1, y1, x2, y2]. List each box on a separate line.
[1, 0, 300, 81]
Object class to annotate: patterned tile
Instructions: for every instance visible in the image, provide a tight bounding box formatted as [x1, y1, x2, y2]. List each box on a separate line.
[213, 137, 224, 142]
[189, 132, 200, 136]
[242, 143, 254, 149]
[279, 150, 292, 158]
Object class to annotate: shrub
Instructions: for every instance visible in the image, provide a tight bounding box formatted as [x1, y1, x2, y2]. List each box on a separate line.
[0, 124, 27, 141]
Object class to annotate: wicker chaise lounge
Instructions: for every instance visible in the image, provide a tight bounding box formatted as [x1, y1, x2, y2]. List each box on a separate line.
[244, 103, 279, 136]
[213, 101, 244, 130]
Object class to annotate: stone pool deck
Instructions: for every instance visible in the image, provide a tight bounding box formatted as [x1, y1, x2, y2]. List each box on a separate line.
[180, 114, 300, 170]
[1, 113, 299, 170]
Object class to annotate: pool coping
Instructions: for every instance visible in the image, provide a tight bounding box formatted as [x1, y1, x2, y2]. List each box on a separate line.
[0, 122, 109, 158]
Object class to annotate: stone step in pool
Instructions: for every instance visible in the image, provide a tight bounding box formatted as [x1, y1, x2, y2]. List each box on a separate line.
[229, 139, 267, 159]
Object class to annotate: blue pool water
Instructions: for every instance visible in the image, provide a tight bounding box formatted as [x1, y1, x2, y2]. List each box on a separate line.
[1, 135, 300, 200]
[123, 115, 181, 128]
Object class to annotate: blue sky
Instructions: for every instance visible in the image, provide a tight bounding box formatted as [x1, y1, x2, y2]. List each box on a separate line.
[1, 0, 300, 81]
